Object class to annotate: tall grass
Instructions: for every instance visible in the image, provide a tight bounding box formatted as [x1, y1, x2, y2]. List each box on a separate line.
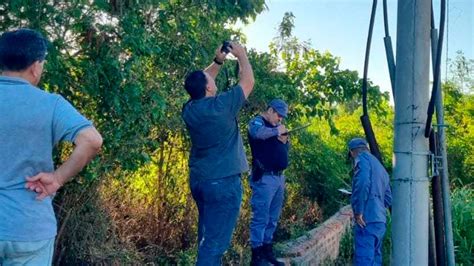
[451, 186, 473, 265]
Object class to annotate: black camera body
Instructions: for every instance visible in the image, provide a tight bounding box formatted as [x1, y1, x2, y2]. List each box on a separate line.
[221, 41, 232, 54]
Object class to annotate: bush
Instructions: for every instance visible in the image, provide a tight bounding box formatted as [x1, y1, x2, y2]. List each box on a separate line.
[451, 186, 474, 265]
[288, 131, 351, 218]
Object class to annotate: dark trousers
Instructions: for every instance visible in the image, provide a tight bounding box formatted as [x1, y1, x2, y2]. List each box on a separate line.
[354, 222, 386, 266]
[190, 174, 242, 266]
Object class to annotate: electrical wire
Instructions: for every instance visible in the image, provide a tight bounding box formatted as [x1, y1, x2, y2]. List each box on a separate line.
[362, 0, 378, 116]
[425, 0, 446, 138]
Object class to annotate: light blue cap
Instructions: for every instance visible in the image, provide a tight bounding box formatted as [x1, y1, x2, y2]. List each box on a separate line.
[348, 138, 368, 150]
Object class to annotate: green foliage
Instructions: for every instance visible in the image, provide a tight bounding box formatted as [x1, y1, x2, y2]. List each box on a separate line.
[443, 53, 474, 186]
[1, 1, 471, 264]
[1, 0, 267, 263]
[0, 0, 267, 174]
[333, 227, 354, 265]
[269, 12, 389, 124]
[448, 51, 474, 94]
[451, 186, 474, 265]
[288, 130, 350, 216]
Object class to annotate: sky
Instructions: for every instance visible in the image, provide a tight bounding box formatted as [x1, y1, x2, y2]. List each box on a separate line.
[237, 0, 473, 102]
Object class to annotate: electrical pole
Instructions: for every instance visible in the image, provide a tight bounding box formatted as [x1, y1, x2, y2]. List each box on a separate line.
[392, 0, 431, 265]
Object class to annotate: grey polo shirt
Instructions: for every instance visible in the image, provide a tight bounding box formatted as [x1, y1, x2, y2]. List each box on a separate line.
[182, 85, 249, 180]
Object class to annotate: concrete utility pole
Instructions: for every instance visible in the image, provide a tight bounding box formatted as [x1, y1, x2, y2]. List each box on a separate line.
[392, 0, 431, 265]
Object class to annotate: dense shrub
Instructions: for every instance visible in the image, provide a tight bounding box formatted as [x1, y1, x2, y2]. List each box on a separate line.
[451, 186, 474, 265]
[1, 1, 471, 264]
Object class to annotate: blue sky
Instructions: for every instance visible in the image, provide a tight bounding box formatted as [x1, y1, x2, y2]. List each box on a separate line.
[238, 0, 473, 101]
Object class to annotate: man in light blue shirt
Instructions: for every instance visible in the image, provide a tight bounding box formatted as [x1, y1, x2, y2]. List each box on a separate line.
[349, 138, 392, 266]
[0, 29, 102, 265]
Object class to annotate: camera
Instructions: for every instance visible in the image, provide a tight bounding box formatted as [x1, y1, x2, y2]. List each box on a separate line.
[221, 41, 232, 54]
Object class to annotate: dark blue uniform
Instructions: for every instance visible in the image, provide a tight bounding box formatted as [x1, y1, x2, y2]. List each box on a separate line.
[248, 115, 289, 248]
[351, 151, 392, 266]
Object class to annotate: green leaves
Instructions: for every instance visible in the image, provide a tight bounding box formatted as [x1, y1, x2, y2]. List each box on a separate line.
[0, 0, 267, 175]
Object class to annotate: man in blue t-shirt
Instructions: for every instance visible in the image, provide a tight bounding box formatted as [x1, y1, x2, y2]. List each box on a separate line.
[348, 138, 392, 266]
[0, 29, 102, 265]
[248, 99, 289, 266]
[182, 42, 254, 266]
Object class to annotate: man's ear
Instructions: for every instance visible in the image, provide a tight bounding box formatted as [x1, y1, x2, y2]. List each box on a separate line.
[30, 61, 42, 78]
[205, 83, 212, 92]
[27, 60, 44, 85]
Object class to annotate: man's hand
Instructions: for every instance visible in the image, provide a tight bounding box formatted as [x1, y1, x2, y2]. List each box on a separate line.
[215, 46, 226, 63]
[229, 42, 247, 59]
[355, 214, 366, 228]
[25, 172, 63, 201]
[277, 124, 288, 136]
[278, 134, 288, 144]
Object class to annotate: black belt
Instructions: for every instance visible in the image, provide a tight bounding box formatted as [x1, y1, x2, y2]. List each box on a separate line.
[263, 170, 284, 176]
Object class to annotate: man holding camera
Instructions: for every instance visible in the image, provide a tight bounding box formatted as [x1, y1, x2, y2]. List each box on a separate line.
[182, 42, 254, 265]
[248, 99, 289, 266]
[0, 29, 102, 265]
[348, 138, 392, 266]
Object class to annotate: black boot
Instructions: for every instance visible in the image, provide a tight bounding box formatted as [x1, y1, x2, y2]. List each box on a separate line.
[262, 243, 284, 266]
[251, 246, 268, 266]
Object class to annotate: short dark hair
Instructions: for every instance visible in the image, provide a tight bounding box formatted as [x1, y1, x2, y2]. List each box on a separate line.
[184, 70, 207, 100]
[0, 28, 48, 71]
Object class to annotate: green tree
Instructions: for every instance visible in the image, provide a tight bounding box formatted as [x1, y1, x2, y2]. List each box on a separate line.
[444, 52, 474, 186]
[1, 0, 267, 263]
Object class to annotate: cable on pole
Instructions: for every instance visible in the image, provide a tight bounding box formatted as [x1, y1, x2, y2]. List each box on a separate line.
[360, 0, 383, 164]
[425, 0, 446, 138]
[382, 0, 396, 97]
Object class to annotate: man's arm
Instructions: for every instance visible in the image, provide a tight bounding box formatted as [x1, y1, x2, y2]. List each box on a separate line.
[229, 43, 254, 99]
[26, 127, 102, 200]
[249, 117, 279, 140]
[351, 157, 371, 218]
[204, 46, 226, 80]
[249, 117, 288, 140]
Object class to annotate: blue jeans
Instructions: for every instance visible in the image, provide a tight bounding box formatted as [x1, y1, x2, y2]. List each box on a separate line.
[250, 173, 285, 248]
[354, 222, 386, 266]
[0, 238, 54, 266]
[190, 174, 242, 266]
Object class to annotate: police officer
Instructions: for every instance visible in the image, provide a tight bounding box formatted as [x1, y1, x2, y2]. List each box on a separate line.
[248, 99, 289, 266]
[348, 138, 392, 266]
[182, 42, 254, 266]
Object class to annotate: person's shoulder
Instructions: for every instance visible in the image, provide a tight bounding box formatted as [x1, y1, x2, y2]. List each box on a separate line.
[24, 85, 62, 103]
[183, 97, 219, 120]
[229, 84, 243, 93]
[364, 151, 381, 164]
[217, 85, 243, 98]
[355, 152, 371, 165]
[181, 99, 198, 119]
[249, 115, 264, 126]
[359, 151, 371, 159]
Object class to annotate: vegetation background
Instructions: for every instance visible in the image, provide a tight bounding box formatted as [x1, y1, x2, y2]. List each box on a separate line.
[0, 1, 471, 264]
